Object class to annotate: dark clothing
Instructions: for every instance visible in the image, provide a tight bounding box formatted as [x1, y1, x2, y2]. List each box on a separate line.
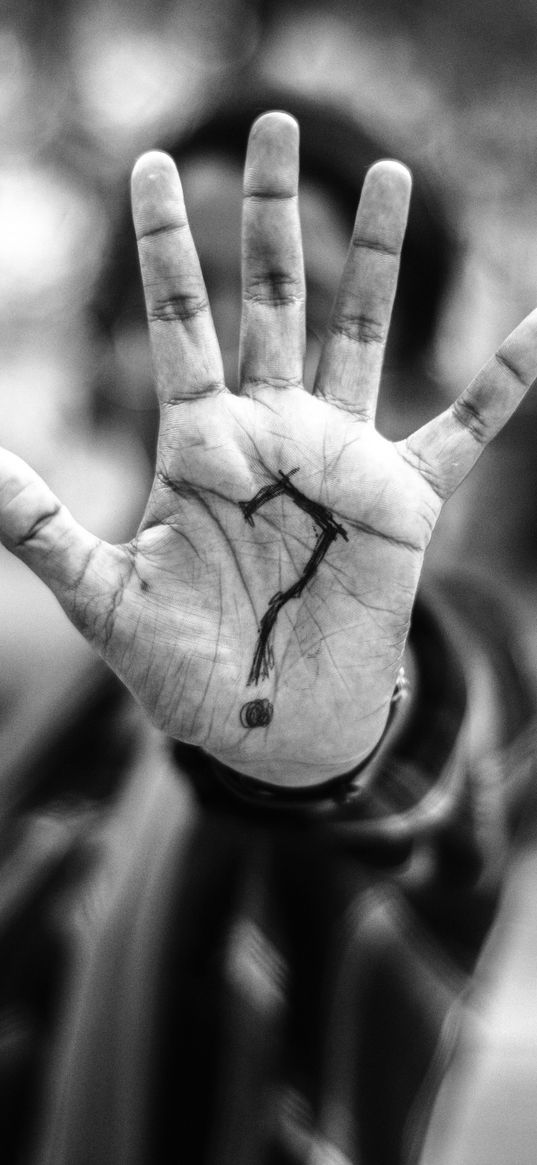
[1, 573, 536, 1165]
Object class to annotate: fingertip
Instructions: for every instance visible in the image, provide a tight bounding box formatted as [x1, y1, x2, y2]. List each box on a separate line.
[250, 109, 299, 140]
[131, 151, 186, 239]
[245, 110, 299, 197]
[131, 150, 177, 188]
[372, 158, 412, 178]
[365, 158, 413, 193]
[357, 160, 412, 238]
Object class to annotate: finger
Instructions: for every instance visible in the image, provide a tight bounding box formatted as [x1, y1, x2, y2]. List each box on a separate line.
[239, 111, 305, 394]
[0, 449, 128, 651]
[399, 308, 537, 499]
[131, 151, 226, 403]
[314, 160, 411, 417]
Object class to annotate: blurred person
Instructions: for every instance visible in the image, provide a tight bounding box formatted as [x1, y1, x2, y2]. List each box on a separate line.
[1, 105, 537, 1165]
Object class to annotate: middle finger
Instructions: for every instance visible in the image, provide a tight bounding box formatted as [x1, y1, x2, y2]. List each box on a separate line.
[239, 111, 306, 395]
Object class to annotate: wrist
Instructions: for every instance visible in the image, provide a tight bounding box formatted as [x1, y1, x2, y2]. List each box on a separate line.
[207, 662, 412, 797]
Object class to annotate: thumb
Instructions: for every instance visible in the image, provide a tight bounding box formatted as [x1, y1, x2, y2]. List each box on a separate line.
[0, 448, 129, 648]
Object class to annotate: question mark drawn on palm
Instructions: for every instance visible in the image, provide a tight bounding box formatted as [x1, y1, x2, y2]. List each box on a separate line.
[238, 468, 348, 728]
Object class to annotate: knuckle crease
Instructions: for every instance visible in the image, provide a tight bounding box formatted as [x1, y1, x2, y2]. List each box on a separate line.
[329, 314, 385, 345]
[352, 236, 399, 257]
[494, 349, 527, 388]
[451, 397, 489, 445]
[148, 295, 208, 324]
[13, 503, 61, 550]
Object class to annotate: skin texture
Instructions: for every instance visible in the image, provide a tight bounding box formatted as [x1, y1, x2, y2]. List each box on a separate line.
[0, 112, 536, 787]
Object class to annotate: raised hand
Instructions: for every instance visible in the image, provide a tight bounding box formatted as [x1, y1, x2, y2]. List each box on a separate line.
[1, 112, 536, 787]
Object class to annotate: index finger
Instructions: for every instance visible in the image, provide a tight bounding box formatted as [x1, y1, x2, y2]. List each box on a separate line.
[131, 151, 226, 404]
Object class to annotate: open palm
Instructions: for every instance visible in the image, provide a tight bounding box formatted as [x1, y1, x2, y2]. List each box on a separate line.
[1, 112, 536, 786]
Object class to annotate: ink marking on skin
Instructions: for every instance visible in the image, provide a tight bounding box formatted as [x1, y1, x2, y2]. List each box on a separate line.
[239, 468, 348, 690]
[240, 698, 274, 728]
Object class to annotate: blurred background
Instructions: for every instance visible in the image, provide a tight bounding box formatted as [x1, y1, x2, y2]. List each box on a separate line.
[1, 0, 537, 788]
[3, 4, 537, 1163]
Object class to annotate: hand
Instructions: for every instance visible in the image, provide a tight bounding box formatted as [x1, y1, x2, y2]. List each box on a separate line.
[1, 113, 536, 787]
